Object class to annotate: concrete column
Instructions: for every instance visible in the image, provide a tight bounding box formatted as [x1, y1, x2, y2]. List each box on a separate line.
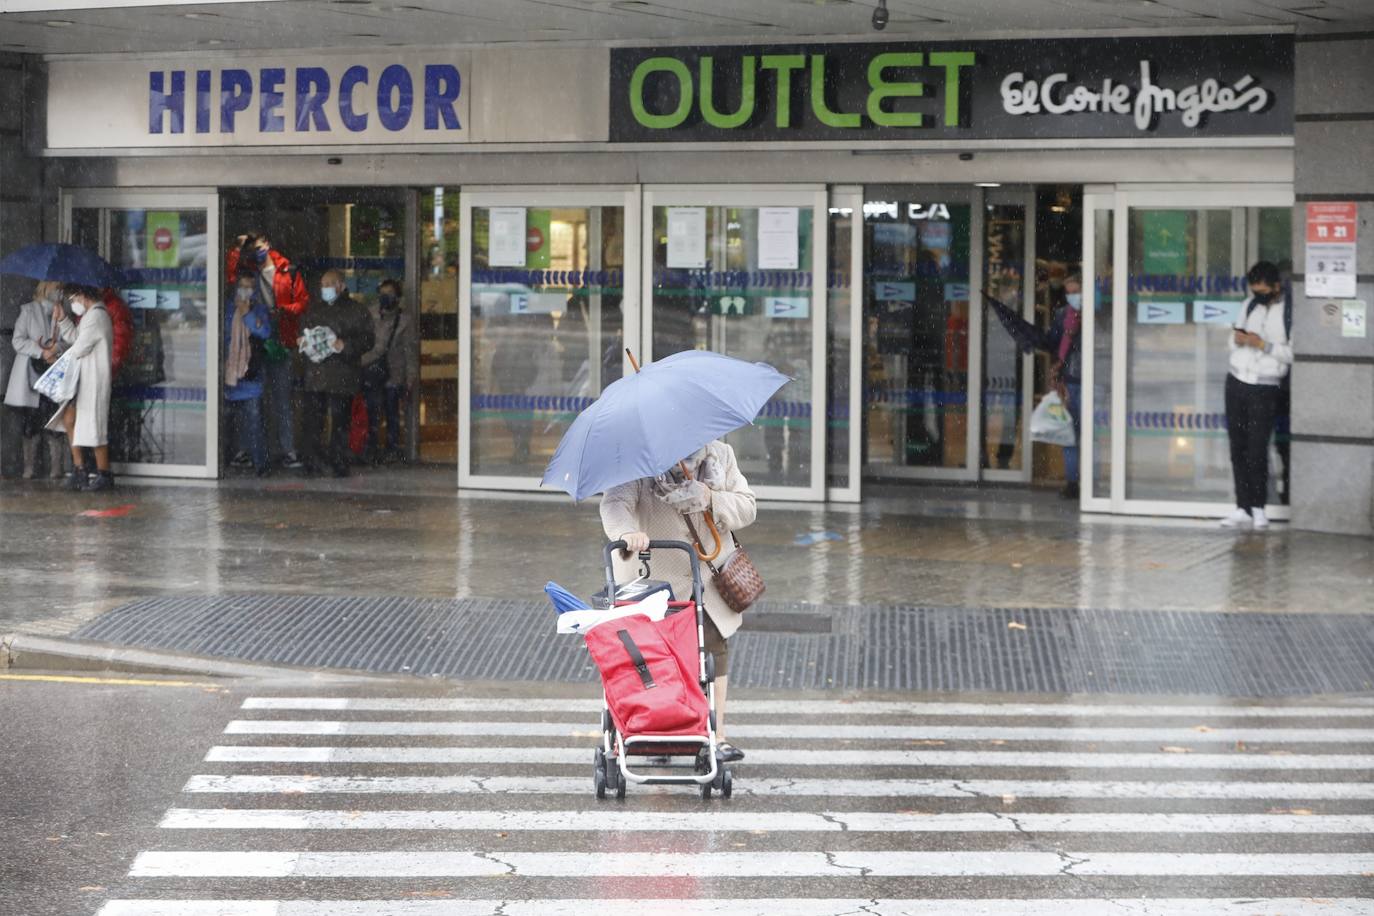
[1290, 33, 1374, 536]
[0, 53, 46, 477]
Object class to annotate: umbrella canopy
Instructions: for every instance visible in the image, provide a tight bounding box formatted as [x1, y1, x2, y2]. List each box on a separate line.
[0, 243, 124, 288]
[542, 349, 789, 501]
[983, 290, 1046, 355]
[544, 581, 591, 614]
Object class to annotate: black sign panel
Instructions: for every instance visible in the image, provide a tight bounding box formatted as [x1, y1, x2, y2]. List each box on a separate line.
[608, 34, 1292, 142]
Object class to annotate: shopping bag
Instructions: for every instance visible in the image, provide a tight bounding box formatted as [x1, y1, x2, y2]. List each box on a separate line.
[32, 350, 80, 403]
[299, 326, 338, 364]
[1030, 391, 1076, 447]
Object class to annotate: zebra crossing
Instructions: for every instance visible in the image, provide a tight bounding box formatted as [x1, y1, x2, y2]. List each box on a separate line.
[98, 693, 1374, 915]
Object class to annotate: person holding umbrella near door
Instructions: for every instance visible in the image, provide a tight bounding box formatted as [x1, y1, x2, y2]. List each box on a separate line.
[54, 283, 115, 491]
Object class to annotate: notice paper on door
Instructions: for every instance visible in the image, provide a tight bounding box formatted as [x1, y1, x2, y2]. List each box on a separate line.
[666, 207, 707, 269]
[488, 207, 527, 267]
[758, 207, 800, 270]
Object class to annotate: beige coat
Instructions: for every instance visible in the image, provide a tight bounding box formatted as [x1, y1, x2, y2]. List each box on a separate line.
[599, 441, 757, 639]
[57, 306, 113, 447]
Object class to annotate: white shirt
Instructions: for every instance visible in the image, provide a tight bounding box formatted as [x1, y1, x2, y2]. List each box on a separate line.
[1229, 295, 1293, 386]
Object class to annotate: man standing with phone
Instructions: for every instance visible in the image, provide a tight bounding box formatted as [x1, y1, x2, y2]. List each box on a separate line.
[1221, 261, 1292, 530]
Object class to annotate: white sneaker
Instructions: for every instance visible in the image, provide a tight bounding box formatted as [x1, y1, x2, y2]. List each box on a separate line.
[1219, 508, 1252, 529]
[1252, 508, 1270, 530]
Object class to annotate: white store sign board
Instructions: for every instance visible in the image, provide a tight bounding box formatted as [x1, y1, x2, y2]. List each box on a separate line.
[666, 208, 707, 269]
[487, 207, 527, 267]
[757, 207, 800, 270]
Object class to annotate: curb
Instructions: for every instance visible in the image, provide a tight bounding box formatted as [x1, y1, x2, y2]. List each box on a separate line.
[0, 632, 401, 683]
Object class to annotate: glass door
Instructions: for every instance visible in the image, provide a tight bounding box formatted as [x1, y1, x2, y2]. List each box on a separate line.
[459, 187, 639, 491]
[63, 189, 220, 479]
[642, 186, 828, 502]
[1083, 186, 1294, 517]
[861, 186, 981, 482]
[980, 187, 1035, 483]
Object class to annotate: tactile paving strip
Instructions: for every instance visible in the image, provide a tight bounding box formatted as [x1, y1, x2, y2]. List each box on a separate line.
[71, 595, 1374, 696]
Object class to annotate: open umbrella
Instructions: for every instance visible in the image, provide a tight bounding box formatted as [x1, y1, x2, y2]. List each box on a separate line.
[0, 243, 124, 288]
[542, 349, 789, 503]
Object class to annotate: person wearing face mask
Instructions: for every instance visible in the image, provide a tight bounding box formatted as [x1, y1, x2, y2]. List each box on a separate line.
[1220, 261, 1293, 531]
[4, 280, 68, 479]
[223, 265, 273, 477]
[360, 278, 417, 465]
[600, 439, 758, 764]
[1046, 274, 1085, 500]
[52, 284, 115, 491]
[226, 232, 310, 470]
[298, 270, 375, 477]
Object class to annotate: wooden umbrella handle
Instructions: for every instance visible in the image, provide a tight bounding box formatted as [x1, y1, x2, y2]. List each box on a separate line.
[627, 347, 722, 563]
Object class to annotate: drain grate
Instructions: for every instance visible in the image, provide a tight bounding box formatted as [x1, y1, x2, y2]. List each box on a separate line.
[70, 594, 1374, 696]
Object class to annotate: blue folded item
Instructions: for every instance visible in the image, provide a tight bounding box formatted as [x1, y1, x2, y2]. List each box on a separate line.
[544, 581, 592, 614]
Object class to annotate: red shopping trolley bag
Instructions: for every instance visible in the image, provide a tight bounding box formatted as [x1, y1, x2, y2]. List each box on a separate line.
[584, 607, 708, 737]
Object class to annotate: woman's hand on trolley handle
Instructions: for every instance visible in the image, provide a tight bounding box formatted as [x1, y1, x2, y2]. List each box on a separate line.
[618, 531, 650, 555]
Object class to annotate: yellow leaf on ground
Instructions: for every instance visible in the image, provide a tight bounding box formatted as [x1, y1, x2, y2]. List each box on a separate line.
[1160, 746, 1193, 754]
[1007, 621, 1028, 630]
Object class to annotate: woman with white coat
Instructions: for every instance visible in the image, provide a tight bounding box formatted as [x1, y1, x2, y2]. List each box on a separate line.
[3, 280, 66, 479]
[599, 438, 756, 763]
[54, 284, 114, 491]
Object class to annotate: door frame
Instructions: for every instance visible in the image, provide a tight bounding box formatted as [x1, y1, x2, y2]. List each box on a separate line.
[457, 185, 642, 493]
[641, 184, 829, 503]
[980, 185, 1037, 485]
[828, 185, 864, 503]
[1081, 183, 1294, 518]
[60, 187, 221, 480]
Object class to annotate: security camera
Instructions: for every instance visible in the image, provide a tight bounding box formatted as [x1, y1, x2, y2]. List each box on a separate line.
[872, 0, 888, 30]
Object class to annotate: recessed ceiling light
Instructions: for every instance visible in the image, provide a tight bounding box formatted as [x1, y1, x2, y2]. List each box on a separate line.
[975, 182, 1001, 188]
[44, 19, 74, 27]
[182, 11, 218, 19]
[198, 38, 226, 45]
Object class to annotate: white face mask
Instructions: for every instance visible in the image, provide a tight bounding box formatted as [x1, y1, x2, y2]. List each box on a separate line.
[1065, 293, 1082, 311]
[236, 287, 254, 302]
[70, 300, 87, 317]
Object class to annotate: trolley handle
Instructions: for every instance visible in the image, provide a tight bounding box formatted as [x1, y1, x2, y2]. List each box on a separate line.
[603, 539, 705, 611]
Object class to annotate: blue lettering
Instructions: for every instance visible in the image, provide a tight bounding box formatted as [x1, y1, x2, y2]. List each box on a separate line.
[195, 70, 211, 133]
[295, 67, 331, 132]
[259, 67, 286, 132]
[149, 71, 185, 134]
[423, 64, 461, 130]
[376, 64, 413, 131]
[220, 69, 253, 133]
[339, 65, 369, 132]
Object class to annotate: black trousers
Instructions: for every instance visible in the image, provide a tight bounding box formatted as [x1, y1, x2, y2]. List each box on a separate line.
[305, 391, 353, 472]
[1225, 374, 1280, 512]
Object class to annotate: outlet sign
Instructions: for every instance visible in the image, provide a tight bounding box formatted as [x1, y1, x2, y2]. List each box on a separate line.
[609, 34, 1293, 142]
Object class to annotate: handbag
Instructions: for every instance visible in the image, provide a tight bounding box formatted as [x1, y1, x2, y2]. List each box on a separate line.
[683, 512, 764, 614]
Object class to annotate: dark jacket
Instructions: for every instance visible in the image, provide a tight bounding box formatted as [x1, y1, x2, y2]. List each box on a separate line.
[301, 291, 375, 395]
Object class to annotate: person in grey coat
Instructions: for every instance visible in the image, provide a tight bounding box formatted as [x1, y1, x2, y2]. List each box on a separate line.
[360, 278, 418, 465]
[4, 280, 67, 479]
[298, 270, 374, 477]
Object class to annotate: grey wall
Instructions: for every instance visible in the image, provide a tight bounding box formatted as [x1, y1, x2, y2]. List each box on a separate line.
[1291, 32, 1374, 536]
[0, 53, 47, 478]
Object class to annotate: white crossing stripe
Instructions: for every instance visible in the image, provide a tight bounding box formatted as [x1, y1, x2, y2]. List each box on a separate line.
[204, 744, 1374, 770]
[93, 899, 1374, 916]
[222, 718, 1374, 743]
[241, 697, 1374, 718]
[180, 774, 1374, 799]
[157, 808, 1374, 834]
[127, 850, 1374, 878]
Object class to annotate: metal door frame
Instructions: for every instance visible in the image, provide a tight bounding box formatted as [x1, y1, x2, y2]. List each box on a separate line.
[828, 185, 864, 503]
[980, 185, 1037, 485]
[458, 185, 641, 493]
[641, 184, 829, 503]
[60, 187, 221, 480]
[1081, 183, 1294, 518]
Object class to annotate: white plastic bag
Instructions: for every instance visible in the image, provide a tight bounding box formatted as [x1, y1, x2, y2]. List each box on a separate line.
[1030, 391, 1076, 447]
[32, 350, 80, 403]
[556, 590, 671, 635]
[299, 326, 338, 364]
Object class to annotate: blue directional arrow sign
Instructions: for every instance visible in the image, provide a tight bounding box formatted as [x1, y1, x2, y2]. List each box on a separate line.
[1192, 300, 1242, 325]
[874, 281, 915, 302]
[1136, 301, 1187, 325]
[765, 296, 810, 319]
[122, 288, 155, 310]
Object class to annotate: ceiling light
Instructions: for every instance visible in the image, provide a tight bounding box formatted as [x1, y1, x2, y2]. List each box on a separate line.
[975, 182, 1001, 188]
[871, 0, 889, 30]
[182, 11, 218, 19]
[198, 38, 226, 45]
[44, 19, 74, 27]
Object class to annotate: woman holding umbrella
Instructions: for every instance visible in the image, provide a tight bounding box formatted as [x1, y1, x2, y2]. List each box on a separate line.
[54, 284, 115, 491]
[599, 438, 756, 764]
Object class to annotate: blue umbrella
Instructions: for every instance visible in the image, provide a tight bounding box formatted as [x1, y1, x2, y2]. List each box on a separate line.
[544, 582, 591, 614]
[542, 349, 790, 501]
[0, 243, 124, 288]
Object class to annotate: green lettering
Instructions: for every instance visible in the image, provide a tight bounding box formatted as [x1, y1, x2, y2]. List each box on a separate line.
[809, 54, 861, 128]
[760, 54, 805, 128]
[866, 52, 924, 128]
[700, 55, 755, 129]
[629, 57, 693, 129]
[929, 51, 975, 127]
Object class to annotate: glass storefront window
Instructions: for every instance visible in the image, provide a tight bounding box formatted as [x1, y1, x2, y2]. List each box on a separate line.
[1091, 207, 1114, 501]
[982, 201, 1026, 472]
[863, 197, 972, 473]
[419, 188, 460, 463]
[469, 205, 625, 479]
[649, 204, 814, 490]
[827, 204, 854, 491]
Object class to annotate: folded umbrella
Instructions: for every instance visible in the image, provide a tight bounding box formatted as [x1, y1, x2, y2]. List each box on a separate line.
[541, 349, 789, 502]
[982, 290, 1046, 355]
[544, 581, 591, 614]
[0, 243, 125, 288]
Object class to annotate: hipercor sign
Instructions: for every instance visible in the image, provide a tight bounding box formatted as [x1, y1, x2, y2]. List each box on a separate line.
[46, 51, 471, 148]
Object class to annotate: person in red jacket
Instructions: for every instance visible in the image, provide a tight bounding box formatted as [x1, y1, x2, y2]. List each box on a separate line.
[226, 232, 309, 469]
[102, 289, 133, 374]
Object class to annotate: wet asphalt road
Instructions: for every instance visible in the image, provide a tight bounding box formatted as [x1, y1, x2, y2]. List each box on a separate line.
[4, 672, 1373, 915]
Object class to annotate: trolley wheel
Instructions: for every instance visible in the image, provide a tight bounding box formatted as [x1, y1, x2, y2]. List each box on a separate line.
[615, 769, 627, 799]
[721, 768, 733, 799]
[700, 783, 713, 800]
[712, 766, 725, 791]
[593, 747, 607, 800]
[605, 757, 620, 791]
